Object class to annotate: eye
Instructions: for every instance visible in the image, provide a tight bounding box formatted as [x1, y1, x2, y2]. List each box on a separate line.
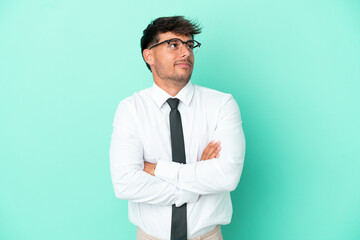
[170, 42, 178, 48]
[168, 39, 180, 50]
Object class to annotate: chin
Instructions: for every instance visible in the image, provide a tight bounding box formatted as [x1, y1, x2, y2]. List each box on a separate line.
[171, 76, 190, 85]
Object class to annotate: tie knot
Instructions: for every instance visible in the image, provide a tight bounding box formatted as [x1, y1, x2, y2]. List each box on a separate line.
[166, 98, 180, 110]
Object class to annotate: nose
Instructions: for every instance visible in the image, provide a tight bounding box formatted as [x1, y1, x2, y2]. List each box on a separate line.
[179, 44, 192, 57]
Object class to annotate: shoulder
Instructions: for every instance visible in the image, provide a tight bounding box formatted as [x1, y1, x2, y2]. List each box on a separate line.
[193, 84, 235, 107]
[113, 87, 152, 120]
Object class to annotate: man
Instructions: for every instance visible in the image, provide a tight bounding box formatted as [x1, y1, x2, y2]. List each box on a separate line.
[110, 16, 245, 240]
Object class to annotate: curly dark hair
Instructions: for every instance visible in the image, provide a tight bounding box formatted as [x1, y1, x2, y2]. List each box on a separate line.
[140, 16, 202, 71]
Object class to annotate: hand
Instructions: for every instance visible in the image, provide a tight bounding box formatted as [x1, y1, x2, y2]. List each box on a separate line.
[200, 140, 221, 161]
[144, 140, 221, 175]
[144, 162, 156, 176]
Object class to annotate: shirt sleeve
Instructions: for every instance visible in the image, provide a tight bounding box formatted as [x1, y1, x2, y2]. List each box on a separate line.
[155, 95, 246, 195]
[110, 100, 199, 206]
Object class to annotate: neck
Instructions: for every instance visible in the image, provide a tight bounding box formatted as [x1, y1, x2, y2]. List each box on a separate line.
[153, 78, 189, 97]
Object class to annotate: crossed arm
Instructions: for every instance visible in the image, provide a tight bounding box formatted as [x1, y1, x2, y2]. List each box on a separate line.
[144, 96, 245, 195]
[143, 141, 222, 175]
[110, 95, 245, 205]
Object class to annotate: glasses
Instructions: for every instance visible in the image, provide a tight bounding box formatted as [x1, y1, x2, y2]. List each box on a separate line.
[148, 38, 201, 54]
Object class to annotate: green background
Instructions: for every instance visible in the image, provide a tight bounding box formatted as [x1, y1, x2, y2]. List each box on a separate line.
[1, 0, 359, 239]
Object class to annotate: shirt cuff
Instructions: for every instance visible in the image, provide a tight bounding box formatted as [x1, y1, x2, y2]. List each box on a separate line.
[155, 159, 181, 186]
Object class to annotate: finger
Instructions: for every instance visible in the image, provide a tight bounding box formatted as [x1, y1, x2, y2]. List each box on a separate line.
[208, 141, 221, 157]
[209, 145, 221, 159]
[203, 141, 221, 160]
[208, 141, 221, 155]
[201, 140, 215, 160]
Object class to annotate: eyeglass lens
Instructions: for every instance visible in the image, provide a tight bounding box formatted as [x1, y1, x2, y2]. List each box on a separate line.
[168, 39, 198, 52]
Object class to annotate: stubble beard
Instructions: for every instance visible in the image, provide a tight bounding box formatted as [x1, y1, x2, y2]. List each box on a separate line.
[154, 64, 192, 87]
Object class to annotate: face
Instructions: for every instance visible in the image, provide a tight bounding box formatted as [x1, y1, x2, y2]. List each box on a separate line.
[146, 32, 195, 86]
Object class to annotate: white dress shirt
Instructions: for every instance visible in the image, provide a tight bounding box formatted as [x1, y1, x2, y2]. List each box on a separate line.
[110, 80, 245, 240]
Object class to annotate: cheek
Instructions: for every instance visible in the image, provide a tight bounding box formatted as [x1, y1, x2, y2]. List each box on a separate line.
[159, 55, 174, 66]
[190, 55, 195, 63]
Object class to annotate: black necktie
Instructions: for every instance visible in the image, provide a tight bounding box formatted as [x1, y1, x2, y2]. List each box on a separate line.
[167, 98, 187, 240]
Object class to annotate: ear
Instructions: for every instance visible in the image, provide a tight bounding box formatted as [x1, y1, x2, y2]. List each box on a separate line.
[143, 49, 154, 66]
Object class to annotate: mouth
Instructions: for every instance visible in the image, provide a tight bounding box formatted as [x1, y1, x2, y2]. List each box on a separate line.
[175, 61, 192, 69]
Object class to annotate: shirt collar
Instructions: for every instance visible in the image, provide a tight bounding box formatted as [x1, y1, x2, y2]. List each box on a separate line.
[150, 80, 194, 109]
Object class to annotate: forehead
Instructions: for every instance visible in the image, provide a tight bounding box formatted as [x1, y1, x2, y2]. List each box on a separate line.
[157, 32, 193, 42]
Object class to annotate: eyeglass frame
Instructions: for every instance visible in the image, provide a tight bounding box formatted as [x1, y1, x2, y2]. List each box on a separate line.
[148, 38, 201, 53]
